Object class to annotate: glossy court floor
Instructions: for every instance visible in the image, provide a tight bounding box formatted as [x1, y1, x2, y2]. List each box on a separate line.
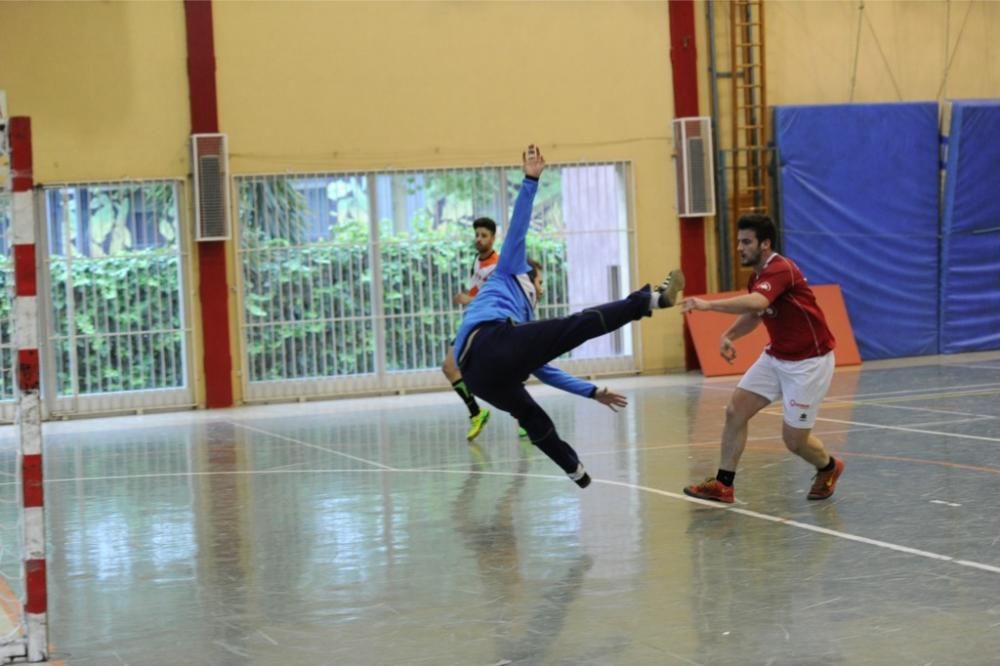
[2, 351, 999, 665]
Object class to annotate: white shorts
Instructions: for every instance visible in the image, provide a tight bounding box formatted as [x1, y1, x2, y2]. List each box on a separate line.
[737, 351, 835, 429]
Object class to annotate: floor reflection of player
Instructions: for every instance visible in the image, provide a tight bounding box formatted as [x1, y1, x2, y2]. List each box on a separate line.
[684, 505, 846, 664]
[452, 456, 593, 664]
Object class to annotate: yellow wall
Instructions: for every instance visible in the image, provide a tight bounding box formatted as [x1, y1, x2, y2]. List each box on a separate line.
[0, 1, 190, 182]
[212, 1, 685, 373]
[766, 0, 1000, 105]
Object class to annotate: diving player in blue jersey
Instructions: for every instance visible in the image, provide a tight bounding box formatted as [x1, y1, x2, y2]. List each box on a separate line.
[454, 144, 684, 487]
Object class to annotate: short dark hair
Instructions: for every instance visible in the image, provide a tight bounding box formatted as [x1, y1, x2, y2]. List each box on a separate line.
[473, 217, 496, 235]
[737, 214, 777, 248]
[527, 258, 542, 283]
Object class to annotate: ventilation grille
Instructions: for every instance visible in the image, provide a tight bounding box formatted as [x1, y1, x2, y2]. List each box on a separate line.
[673, 117, 716, 217]
[191, 133, 231, 241]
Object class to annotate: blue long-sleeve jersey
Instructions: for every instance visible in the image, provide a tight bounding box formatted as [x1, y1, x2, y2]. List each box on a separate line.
[453, 176, 597, 398]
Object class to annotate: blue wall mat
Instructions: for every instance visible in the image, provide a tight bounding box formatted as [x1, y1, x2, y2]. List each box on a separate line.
[774, 103, 940, 360]
[940, 100, 1000, 353]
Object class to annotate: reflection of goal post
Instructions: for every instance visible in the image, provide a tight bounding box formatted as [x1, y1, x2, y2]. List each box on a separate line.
[1, 93, 49, 663]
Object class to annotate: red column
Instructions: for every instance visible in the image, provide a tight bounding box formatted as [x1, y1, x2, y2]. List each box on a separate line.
[184, 0, 233, 407]
[668, 0, 708, 370]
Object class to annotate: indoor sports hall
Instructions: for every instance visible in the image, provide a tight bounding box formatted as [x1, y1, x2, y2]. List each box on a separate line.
[0, 2, 998, 664]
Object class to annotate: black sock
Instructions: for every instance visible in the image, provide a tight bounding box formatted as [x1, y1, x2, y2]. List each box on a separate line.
[452, 379, 480, 417]
[716, 469, 736, 487]
[818, 456, 836, 472]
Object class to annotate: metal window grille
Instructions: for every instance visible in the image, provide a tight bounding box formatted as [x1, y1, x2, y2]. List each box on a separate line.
[39, 180, 193, 416]
[236, 162, 635, 402]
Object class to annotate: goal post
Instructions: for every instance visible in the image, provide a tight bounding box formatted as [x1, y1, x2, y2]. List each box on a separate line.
[1, 94, 49, 664]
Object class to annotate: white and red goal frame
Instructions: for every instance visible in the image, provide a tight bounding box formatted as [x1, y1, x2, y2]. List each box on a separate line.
[2, 96, 49, 664]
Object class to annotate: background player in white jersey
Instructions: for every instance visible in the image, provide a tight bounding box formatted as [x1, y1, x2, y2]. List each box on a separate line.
[443, 218, 500, 440]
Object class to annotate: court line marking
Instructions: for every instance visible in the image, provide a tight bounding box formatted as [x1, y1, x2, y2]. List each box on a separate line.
[703, 380, 1000, 410]
[33, 464, 1000, 575]
[822, 401, 998, 418]
[588, 477, 1000, 576]
[697, 380, 1000, 401]
[416, 426, 878, 471]
[227, 421, 394, 470]
[759, 412, 1000, 444]
[29, 464, 1000, 576]
[827, 381, 1000, 401]
[758, 412, 994, 430]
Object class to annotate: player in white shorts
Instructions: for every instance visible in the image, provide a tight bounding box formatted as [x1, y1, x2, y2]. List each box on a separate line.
[680, 214, 844, 503]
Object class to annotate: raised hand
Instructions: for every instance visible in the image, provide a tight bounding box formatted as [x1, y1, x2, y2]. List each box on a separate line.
[522, 144, 546, 178]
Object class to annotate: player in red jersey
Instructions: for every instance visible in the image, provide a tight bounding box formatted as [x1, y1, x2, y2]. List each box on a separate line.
[679, 214, 844, 503]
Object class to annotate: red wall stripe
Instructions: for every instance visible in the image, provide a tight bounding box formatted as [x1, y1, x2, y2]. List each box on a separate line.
[668, 0, 708, 370]
[197, 242, 233, 407]
[184, 0, 233, 407]
[184, 0, 220, 135]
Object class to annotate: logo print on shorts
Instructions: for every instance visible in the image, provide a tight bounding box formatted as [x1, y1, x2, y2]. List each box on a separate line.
[758, 282, 772, 292]
[799, 413, 808, 422]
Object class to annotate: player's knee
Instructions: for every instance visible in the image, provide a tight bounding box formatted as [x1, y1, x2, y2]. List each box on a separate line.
[724, 402, 748, 426]
[781, 427, 808, 453]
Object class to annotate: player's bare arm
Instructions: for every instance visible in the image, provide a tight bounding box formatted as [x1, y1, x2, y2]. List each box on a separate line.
[680, 292, 769, 315]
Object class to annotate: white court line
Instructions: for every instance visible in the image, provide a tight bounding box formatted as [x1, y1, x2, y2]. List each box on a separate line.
[28, 465, 1000, 575]
[889, 415, 996, 428]
[759, 412, 1000, 444]
[591, 477, 1000, 576]
[700, 381, 999, 420]
[414, 426, 877, 471]
[227, 421, 395, 470]
[826, 381, 1000, 401]
[830, 402, 998, 418]
[39, 468, 372, 484]
[758, 413, 994, 430]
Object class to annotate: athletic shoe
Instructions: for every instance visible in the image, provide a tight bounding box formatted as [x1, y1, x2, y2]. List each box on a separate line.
[683, 477, 735, 504]
[517, 426, 529, 439]
[569, 464, 591, 489]
[808, 458, 845, 500]
[466, 409, 491, 441]
[655, 269, 686, 308]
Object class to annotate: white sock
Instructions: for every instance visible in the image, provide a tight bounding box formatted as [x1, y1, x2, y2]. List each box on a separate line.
[569, 464, 587, 481]
[649, 291, 664, 310]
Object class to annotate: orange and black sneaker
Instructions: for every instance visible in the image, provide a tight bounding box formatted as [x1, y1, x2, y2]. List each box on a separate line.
[808, 458, 845, 500]
[683, 478, 735, 504]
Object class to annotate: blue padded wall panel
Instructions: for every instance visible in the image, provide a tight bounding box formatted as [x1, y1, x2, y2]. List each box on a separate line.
[940, 100, 1000, 353]
[774, 103, 940, 360]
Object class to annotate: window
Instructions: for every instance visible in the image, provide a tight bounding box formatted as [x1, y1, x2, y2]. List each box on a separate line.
[236, 162, 633, 393]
